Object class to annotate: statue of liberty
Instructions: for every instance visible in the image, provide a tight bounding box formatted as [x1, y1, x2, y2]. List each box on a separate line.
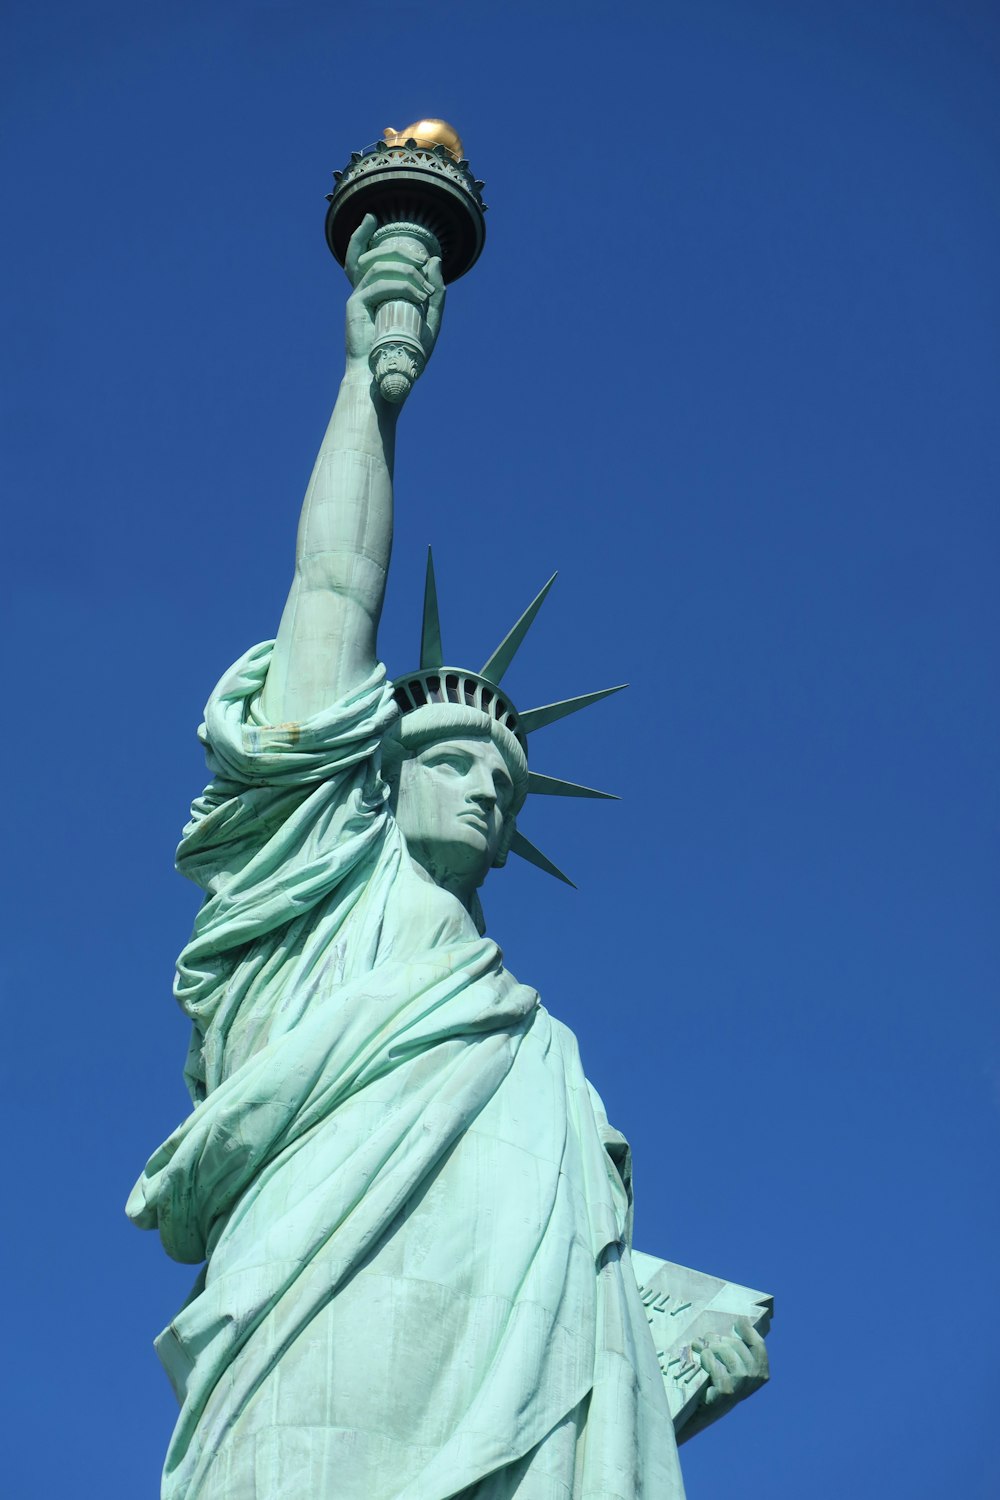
[128, 123, 770, 1499]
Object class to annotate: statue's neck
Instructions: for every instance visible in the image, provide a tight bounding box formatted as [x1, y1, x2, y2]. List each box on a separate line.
[407, 847, 488, 934]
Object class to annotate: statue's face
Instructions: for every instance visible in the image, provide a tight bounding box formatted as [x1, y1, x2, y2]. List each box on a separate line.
[393, 734, 515, 893]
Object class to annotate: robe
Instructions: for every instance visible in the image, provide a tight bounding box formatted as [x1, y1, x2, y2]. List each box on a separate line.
[128, 644, 686, 1500]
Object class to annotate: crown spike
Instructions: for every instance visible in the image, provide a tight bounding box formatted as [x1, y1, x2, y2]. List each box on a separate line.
[420, 547, 444, 670]
[480, 573, 557, 685]
[509, 829, 576, 887]
[527, 772, 618, 800]
[520, 683, 628, 736]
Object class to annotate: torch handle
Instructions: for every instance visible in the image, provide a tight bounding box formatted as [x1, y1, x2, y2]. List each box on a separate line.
[367, 223, 442, 404]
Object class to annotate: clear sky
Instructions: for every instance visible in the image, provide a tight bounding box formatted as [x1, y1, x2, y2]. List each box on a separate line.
[2, 2, 997, 1495]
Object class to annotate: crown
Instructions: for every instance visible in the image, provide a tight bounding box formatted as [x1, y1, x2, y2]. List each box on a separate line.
[390, 550, 626, 887]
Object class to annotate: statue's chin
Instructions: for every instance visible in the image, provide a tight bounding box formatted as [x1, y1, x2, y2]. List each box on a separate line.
[407, 831, 494, 898]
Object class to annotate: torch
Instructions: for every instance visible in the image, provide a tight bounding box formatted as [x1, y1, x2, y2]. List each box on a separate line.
[325, 119, 487, 403]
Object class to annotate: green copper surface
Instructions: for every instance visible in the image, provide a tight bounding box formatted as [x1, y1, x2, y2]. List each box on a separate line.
[508, 828, 577, 887]
[419, 547, 444, 669]
[129, 167, 771, 1500]
[526, 771, 618, 800]
[480, 573, 557, 684]
[519, 683, 627, 735]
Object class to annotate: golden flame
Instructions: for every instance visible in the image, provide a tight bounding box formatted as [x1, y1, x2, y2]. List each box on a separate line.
[383, 119, 464, 160]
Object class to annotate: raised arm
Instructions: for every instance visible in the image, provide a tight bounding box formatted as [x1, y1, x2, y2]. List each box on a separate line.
[259, 214, 446, 724]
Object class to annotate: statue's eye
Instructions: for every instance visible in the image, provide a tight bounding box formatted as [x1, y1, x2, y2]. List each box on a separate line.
[425, 752, 470, 774]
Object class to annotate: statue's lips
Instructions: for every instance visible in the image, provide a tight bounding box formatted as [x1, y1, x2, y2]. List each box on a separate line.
[458, 810, 490, 836]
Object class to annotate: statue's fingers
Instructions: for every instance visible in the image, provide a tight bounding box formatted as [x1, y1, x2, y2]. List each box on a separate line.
[354, 261, 433, 298]
[425, 258, 446, 340]
[735, 1319, 768, 1357]
[345, 214, 377, 285]
[707, 1338, 750, 1377]
[356, 244, 429, 276]
[735, 1319, 769, 1375]
[696, 1345, 734, 1396]
[352, 278, 430, 313]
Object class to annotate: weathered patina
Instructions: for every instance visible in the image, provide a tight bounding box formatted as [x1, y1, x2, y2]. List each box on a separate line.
[129, 127, 771, 1499]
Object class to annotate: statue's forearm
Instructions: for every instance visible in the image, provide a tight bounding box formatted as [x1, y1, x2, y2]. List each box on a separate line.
[259, 363, 398, 724]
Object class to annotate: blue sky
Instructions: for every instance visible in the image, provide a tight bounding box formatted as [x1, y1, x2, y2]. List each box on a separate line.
[2, 2, 997, 1495]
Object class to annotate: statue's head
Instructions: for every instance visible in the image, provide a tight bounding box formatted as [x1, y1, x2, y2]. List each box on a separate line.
[386, 551, 626, 899]
[382, 686, 528, 898]
[381, 733, 516, 900]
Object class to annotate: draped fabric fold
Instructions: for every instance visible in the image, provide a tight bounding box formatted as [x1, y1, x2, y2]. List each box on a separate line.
[129, 644, 685, 1499]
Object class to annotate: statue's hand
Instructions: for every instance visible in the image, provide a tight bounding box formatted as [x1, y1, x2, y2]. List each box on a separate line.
[692, 1318, 769, 1414]
[343, 212, 446, 373]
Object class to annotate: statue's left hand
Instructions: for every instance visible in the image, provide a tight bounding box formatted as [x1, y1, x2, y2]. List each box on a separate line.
[692, 1317, 769, 1413]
